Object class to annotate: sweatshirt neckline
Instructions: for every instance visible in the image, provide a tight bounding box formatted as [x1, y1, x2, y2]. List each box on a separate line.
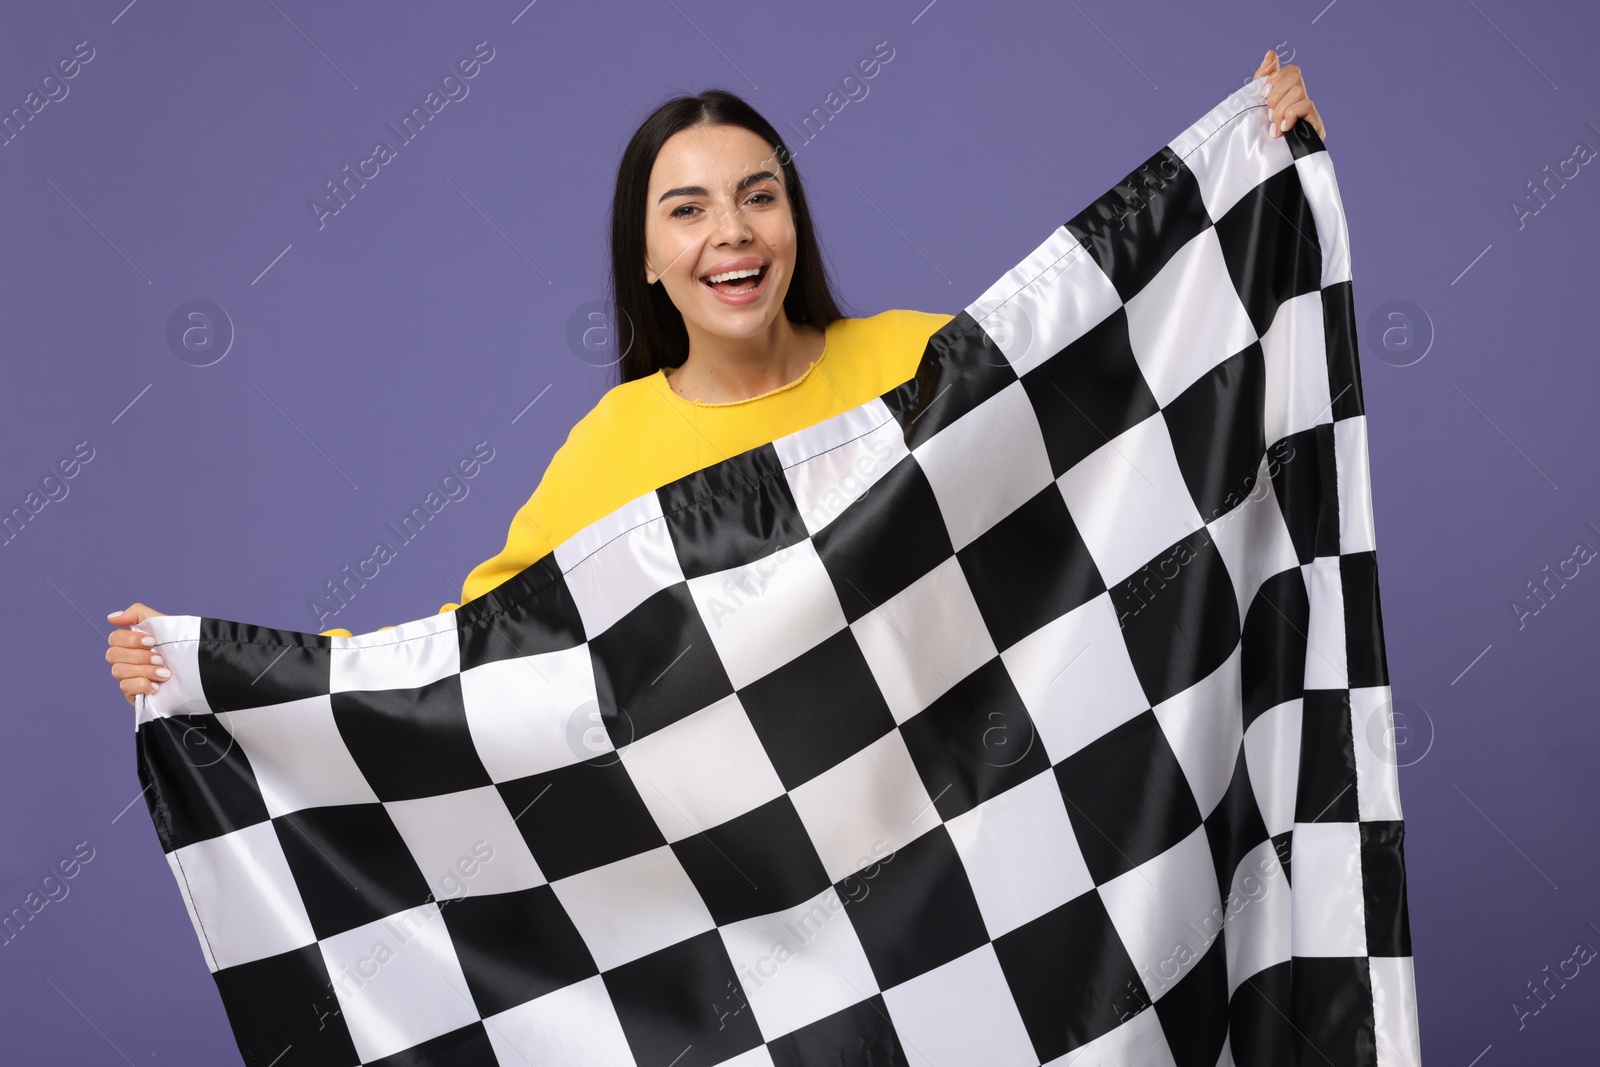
[657, 323, 833, 409]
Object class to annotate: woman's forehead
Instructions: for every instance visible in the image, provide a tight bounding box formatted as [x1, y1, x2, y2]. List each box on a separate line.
[649, 125, 781, 191]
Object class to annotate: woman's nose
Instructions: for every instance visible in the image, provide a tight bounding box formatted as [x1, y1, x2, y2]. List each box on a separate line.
[712, 201, 751, 241]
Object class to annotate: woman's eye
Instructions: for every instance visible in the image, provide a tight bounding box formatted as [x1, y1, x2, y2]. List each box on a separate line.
[669, 192, 773, 219]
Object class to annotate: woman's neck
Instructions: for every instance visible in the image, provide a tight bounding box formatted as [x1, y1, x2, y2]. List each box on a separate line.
[667, 315, 825, 404]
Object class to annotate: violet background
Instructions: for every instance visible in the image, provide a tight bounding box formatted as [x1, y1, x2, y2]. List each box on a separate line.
[3, 0, 1597, 1061]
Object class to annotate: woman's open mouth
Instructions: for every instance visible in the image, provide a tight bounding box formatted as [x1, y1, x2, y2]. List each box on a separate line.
[701, 265, 769, 305]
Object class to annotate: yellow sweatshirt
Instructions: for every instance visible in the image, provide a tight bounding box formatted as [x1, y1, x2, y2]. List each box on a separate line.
[319, 309, 954, 638]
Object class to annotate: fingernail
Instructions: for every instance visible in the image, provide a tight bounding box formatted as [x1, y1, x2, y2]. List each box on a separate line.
[151, 654, 164, 665]
[106, 611, 118, 620]
[1280, 118, 1291, 132]
[155, 668, 171, 679]
[141, 636, 155, 646]
[149, 682, 161, 693]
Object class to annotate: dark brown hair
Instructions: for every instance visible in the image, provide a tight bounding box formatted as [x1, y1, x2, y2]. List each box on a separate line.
[609, 88, 847, 384]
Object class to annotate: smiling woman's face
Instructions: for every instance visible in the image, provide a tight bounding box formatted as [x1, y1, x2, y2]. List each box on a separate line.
[643, 123, 798, 344]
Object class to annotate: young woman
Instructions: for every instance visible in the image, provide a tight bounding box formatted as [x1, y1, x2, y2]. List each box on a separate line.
[106, 50, 1324, 702]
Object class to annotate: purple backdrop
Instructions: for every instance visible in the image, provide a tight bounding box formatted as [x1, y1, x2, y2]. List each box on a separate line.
[4, 0, 1596, 1061]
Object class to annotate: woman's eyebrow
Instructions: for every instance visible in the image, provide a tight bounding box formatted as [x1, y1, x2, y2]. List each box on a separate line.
[657, 170, 779, 204]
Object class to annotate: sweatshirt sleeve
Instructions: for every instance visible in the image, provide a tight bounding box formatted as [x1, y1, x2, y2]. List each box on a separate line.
[311, 324, 938, 641]
[315, 500, 555, 639]
[317, 441, 570, 641]
[317, 600, 461, 640]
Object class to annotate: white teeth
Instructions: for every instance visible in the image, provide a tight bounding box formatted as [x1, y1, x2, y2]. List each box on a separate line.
[705, 267, 763, 284]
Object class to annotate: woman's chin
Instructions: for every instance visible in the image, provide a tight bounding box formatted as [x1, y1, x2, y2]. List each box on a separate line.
[686, 311, 775, 343]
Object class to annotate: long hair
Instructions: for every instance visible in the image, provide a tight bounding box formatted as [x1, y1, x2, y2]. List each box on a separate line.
[609, 88, 846, 385]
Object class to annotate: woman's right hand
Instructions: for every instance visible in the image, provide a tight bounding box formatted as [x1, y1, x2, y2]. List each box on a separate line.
[107, 603, 169, 706]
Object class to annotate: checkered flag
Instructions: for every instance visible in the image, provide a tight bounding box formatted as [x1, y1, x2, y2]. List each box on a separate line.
[134, 78, 1421, 1067]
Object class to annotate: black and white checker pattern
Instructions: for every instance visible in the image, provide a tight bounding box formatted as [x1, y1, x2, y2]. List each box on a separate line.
[134, 78, 1421, 1067]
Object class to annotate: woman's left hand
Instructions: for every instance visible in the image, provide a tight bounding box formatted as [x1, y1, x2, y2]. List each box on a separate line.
[1252, 49, 1327, 141]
